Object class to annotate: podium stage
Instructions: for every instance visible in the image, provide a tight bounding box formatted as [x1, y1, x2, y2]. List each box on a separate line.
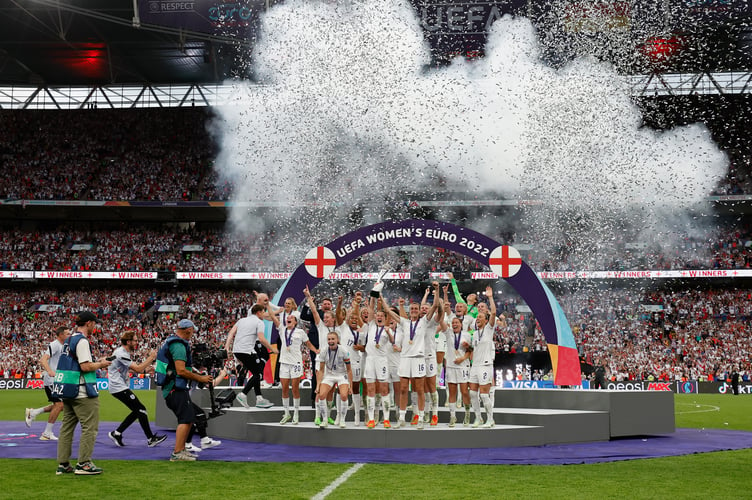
[155, 387, 674, 449]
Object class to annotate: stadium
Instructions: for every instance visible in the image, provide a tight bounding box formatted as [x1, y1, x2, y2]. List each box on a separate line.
[1, 0, 752, 498]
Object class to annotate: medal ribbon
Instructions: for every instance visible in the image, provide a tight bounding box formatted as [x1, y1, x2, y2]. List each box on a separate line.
[375, 326, 384, 344]
[285, 328, 294, 348]
[409, 320, 418, 342]
[328, 347, 338, 371]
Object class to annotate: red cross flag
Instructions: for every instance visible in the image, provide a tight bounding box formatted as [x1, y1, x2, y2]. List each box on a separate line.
[489, 245, 522, 278]
[304, 246, 337, 279]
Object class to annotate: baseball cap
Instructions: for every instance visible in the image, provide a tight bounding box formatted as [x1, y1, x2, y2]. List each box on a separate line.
[75, 311, 99, 326]
[177, 319, 196, 329]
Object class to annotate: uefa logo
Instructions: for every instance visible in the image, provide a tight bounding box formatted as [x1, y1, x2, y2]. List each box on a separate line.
[149, 1, 160, 13]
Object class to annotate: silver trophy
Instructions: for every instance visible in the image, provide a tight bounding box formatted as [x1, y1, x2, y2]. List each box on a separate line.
[370, 266, 390, 297]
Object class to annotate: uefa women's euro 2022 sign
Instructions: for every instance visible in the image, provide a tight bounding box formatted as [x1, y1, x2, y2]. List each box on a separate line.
[274, 219, 581, 386]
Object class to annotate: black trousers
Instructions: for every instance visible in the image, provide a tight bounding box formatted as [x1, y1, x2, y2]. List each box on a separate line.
[235, 352, 265, 398]
[112, 389, 154, 438]
[187, 402, 207, 441]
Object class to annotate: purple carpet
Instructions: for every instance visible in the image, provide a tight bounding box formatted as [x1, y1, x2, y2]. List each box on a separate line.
[2, 421, 752, 465]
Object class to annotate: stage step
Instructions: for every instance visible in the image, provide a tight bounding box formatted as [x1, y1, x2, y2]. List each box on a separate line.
[246, 419, 546, 448]
[155, 387, 673, 449]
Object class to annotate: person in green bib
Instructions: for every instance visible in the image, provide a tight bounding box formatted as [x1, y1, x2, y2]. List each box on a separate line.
[53, 311, 112, 476]
[155, 319, 211, 462]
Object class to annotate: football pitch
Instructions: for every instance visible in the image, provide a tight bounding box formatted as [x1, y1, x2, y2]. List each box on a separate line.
[1, 390, 751, 499]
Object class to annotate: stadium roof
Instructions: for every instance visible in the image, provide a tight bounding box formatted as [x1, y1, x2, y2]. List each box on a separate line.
[0, 0, 251, 86]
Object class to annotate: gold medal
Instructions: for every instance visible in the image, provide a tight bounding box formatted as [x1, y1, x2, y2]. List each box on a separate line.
[376, 344, 381, 349]
[409, 340, 413, 345]
[455, 350, 460, 357]
[287, 347, 291, 352]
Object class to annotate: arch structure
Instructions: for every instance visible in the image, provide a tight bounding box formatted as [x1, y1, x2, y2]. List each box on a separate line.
[273, 219, 580, 386]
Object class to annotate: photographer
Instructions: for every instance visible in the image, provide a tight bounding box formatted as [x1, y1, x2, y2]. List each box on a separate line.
[155, 319, 212, 462]
[107, 330, 166, 448]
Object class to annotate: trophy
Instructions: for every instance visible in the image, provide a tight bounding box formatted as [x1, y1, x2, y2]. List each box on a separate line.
[370, 267, 390, 297]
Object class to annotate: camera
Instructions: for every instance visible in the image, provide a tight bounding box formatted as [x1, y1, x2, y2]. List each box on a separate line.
[192, 343, 228, 370]
[191, 343, 231, 419]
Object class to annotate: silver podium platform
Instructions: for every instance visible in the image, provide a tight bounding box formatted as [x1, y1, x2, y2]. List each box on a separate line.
[155, 387, 674, 449]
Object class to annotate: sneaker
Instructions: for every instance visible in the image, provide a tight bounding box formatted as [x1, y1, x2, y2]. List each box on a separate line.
[463, 413, 471, 427]
[280, 414, 291, 425]
[483, 418, 495, 428]
[424, 412, 431, 423]
[449, 415, 457, 428]
[319, 418, 328, 429]
[334, 415, 341, 427]
[366, 420, 376, 429]
[201, 437, 221, 449]
[236, 392, 250, 408]
[430, 415, 439, 426]
[472, 417, 483, 428]
[383, 420, 391, 429]
[74, 462, 103, 475]
[327, 416, 336, 425]
[40, 432, 58, 441]
[410, 415, 419, 426]
[185, 443, 202, 453]
[256, 397, 274, 409]
[292, 413, 299, 425]
[339, 419, 347, 429]
[56, 463, 74, 475]
[417, 418, 424, 430]
[397, 418, 406, 429]
[170, 450, 197, 462]
[147, 434, 167, 447]
[108, 431, 125, 447]
[354, 414, 360, 427]
[24, 408, 33, 427]
[314, 416, 322, 426]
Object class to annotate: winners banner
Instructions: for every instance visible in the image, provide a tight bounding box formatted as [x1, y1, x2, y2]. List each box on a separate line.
[2, 269, 748, 281]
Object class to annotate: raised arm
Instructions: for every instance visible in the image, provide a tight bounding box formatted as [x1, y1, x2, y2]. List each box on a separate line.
[382, 295, 402, 323]
[303, 285, 322, 326]
[368, 293, 377, 320]
[335, 295, 346, 326]
[352, 291, 364, 328]
[448, 271, 467, 306]
[268, 309, 280, 329]
[486, 286, 496, 327]
[225, 323, 238, 354]
[425, 283, 441, 321]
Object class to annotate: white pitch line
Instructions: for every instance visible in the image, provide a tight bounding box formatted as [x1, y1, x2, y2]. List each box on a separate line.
[312, 463, 365, 500]
[675, 403, 721, 415]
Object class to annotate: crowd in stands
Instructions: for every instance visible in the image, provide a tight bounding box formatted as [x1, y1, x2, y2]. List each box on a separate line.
[1, 285, 749, 385]
[0, 109, 214, 202]
[0, 221, 751, 274]
[1, 108, 750, 202]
